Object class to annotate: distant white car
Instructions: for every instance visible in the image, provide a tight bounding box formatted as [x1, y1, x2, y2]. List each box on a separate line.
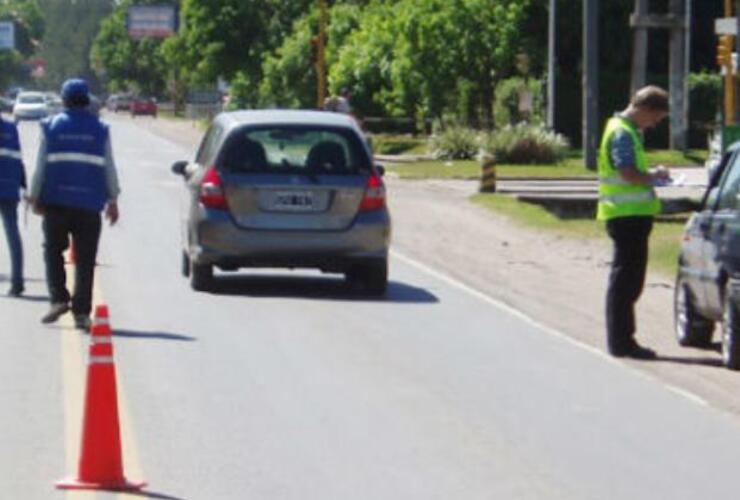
[13, 91, 48, 121]
[44, 92, 63, 116]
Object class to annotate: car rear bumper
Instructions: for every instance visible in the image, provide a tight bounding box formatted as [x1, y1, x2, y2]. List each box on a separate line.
[190, 208, 391, 271]
[14, 109, 47, 119]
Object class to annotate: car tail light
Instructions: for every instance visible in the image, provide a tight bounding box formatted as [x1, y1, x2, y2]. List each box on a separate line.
[359, 173, 386, 212]
[199, 166, 229, 210]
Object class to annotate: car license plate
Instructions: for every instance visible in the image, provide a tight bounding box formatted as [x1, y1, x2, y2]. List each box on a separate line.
[272, 191, 315, 211]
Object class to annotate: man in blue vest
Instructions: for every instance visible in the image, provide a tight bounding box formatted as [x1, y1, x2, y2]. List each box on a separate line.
[28, 78, 120, 330]
[597, 85, 670, 359]
[0, 112, 26, 296]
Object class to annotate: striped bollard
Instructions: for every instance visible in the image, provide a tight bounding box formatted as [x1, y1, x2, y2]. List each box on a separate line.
[479, 153, 497, 193]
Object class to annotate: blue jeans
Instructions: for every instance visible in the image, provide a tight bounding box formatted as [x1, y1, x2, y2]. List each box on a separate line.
[0, 201, 24, 288]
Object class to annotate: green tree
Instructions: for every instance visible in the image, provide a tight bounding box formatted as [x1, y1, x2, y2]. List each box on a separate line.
[258, 3, 365, 109]
[328, 0, 528, 127]
[0, 0, 44, 89]
[162, 0, 313, 105]
[37, 0, 114, 92]
[90, 0, 174, 96]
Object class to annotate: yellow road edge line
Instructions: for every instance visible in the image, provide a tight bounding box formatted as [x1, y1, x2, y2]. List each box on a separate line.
[60, 268, 96, 500]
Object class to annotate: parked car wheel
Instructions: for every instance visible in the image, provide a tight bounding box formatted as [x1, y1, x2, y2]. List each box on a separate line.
[181, 251, 190, 277]
[346, 259, 387, 296]
[674, 275, 714, 347]
[190, 261, 213, 291]
[722, 291, 740, 370]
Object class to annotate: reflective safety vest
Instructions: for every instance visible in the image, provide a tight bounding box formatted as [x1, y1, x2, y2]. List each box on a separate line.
[0, 120, 24, 202]
[40, 110, 109, 212]
[596, 116, 661, 221]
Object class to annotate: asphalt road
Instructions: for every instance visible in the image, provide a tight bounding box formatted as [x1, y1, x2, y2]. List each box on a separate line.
[2, 115, 740, 499]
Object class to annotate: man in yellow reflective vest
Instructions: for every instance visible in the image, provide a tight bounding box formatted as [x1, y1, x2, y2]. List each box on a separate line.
[597, 85, 670, 359]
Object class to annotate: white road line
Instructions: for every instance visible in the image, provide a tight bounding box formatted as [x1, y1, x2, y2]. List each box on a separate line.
[390, 249, 711, 408]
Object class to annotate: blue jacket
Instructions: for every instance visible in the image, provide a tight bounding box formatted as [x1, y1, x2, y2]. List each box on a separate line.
[0, 118, 25, 202]
[40, 109, 109, 212]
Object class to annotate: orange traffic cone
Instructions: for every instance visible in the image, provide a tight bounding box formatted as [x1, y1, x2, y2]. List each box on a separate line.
[56, 305, 146, 492]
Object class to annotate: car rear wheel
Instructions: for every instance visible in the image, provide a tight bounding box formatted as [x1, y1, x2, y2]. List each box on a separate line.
[674, 275, 714, 347]
[346, 259, 388, 296]
[181, 251, 190, 277]
[722, 291, 740, 370]
[190, 261, 213, 292]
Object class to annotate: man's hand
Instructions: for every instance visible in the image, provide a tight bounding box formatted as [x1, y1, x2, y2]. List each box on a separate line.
[25, 197, 44, 215]
[105, 201, 119, 225]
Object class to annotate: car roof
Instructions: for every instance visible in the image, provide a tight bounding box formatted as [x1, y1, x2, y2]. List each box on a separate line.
[216, 109, 361, 134]
[17, 91, 44, 98]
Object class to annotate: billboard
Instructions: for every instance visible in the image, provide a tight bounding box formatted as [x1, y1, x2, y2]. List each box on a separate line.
[127, 5, 178, 40]
[0, 21, 15, 50]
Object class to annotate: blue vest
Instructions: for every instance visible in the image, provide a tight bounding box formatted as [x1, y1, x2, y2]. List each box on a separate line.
[0, 119, 24, 202]
[40, 110, 109, 212]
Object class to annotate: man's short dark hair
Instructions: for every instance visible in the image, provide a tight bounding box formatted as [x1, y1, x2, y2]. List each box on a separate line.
[631, 85, 669, 113]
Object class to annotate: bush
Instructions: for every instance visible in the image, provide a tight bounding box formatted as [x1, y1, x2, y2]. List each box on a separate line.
[429, 123, 480, 160]
[482, 124, 569, 164]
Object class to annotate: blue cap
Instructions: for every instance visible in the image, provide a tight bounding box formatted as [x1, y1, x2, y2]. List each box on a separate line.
[61, 78, 90, 101]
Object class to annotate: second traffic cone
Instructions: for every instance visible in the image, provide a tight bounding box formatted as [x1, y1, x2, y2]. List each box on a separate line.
[56, 305, 146, 492]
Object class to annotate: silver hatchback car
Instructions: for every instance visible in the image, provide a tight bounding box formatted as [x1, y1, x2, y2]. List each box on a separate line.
[172, 110, 391, 294]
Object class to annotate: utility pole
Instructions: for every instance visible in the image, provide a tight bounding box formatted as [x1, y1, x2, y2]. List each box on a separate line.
[583, 0, 599, 171]
[668, 0, 688, 150]
[547, 0, 557, 130]
[630, 0, 648, 97]
[316, 0, 328, 109]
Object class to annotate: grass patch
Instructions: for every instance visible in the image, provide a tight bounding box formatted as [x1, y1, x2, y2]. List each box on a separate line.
[471, 193, 685, 276]
[371, 134, 428, 155]
[385, 149, 707, 180]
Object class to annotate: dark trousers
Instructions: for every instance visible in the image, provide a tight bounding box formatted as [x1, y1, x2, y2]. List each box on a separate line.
[42, 205, 101, 316]
[0, 201, 23, 287]
[605, 216, 653, 354]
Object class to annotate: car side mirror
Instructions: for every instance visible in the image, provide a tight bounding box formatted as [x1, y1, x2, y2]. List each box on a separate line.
[375, 164, 385, 177]
[171, 160, 188, 176]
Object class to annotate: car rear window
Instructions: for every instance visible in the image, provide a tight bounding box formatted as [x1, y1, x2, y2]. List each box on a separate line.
[18, 94, 44, 104]
[218, 126, 370, 175]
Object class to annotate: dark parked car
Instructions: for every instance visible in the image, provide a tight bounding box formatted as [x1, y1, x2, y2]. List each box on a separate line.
[675, 142, 740, 370]
[171, 110, 391, 294]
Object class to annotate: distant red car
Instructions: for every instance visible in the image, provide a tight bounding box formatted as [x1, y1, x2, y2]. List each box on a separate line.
[130, 97, 157, 117]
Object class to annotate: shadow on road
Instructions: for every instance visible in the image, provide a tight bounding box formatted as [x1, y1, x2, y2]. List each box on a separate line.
[208, 275, 439, 304]
[115, 490, 188, 500]
[113, 329, 197, 342]
[0, 293, 49, 302]
[652, 354, 723, 368]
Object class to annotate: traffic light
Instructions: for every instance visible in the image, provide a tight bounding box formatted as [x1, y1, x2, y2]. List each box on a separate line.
[718, 35, 734, 67]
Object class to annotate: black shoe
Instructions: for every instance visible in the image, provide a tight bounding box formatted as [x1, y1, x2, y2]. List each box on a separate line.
[41, 302, 70, 324]
[611, 343, 657, 360]
[7, 284, 24, 297]
[74, 314, 91, 331]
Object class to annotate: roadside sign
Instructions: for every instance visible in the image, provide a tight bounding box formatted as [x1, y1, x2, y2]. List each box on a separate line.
[0, 21, 15, 50]
[127, 5, 178, 39]
[186, 90, 221, 104]
[715, 17, 739, 36]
